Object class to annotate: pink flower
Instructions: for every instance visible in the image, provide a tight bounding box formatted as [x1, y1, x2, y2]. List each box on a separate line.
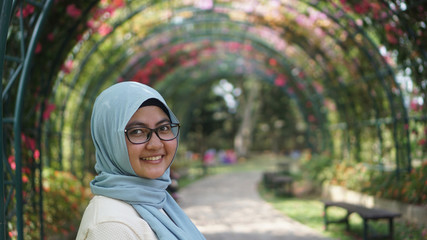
[22, 175, 29, 183]
[86, 19, 98, 30]
[410, 99, 421, 111]
[66, 4, 82, 19]
[98, 23, 112, 36]
[8, 155, 16, 170]
[61, 60, 74, 74]
[21, 133, 36, 150]
[15, 4, 35, 18]
[43, 103, 56, 121]
[313, 81, 324, 93]
[274, 75, 287, 87]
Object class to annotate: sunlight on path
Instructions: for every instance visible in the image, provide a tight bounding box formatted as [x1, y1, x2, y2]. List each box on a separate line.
[179, 171, 333, 240]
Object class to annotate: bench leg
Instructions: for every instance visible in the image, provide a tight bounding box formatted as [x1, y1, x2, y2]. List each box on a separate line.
[389, 218, 394, 240]
[363, 219, 369, 240]
[323, 205, 329, 231]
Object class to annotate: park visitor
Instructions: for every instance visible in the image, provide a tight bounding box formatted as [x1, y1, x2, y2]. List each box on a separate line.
[76, 82, 205, 240]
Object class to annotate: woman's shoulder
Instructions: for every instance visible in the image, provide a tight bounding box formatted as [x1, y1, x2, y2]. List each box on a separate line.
[76, 195, 158, 240]
[89, 195, 138, 218]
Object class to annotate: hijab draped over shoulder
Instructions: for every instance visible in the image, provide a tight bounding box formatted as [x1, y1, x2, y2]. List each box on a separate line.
[90, 81, 205, 240]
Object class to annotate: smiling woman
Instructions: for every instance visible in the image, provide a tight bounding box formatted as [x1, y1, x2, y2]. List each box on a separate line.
[76, 81, 205, 240]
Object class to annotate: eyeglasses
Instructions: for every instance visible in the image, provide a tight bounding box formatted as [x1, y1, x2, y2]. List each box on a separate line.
[124, 123, 180, 144]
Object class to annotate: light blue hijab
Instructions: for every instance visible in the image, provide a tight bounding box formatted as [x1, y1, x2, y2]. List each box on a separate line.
[90, 81, 205, 240]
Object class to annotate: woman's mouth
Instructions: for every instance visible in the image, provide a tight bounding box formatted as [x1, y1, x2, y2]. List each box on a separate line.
[141, 156, 162, 161]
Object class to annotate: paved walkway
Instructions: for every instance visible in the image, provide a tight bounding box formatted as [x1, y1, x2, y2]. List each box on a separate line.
[179, 171, 333, 240]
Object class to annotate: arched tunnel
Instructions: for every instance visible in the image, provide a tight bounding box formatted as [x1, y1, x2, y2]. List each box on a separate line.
[1, 0, 426, 239]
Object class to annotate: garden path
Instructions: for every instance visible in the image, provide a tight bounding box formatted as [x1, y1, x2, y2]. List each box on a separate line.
[179, 171, 333, 240]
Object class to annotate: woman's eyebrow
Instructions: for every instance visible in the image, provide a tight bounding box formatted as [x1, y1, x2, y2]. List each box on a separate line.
[126, 118, 171, 128]
[157, 119, 171, 125]
[125, 121, 146, 129]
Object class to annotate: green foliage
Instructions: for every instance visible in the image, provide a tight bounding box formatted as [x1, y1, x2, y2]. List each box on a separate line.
[298, 151, 335, 186]
[364, 163, 427, 204]
[42, 169, 93, 239]
[299, 153, 427, 205]
[7, 169, 93, 239]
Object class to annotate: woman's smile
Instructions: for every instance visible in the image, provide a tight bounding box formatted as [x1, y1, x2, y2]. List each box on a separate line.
[125, 106, 177, 179]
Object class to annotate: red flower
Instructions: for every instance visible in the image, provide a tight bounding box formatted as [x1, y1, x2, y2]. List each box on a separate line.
[15, 4, 35, 18]
[66, 4, 82, 19]
[153, 58, 165, 67]
[47, 32, 55, 41]
[418, 139, 426, 146]
[22, 175, 29, 183]
[386, 33, 398, 45]
[35, 42, 42, 54]
[269, 58, 277, 67]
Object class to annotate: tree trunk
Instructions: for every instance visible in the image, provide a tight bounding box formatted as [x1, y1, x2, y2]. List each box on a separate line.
[234, 79, 260, 158]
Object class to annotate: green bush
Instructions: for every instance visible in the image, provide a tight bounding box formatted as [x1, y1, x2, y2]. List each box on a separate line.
[42, 169, 93, 239]
[299, 153, 427, 205]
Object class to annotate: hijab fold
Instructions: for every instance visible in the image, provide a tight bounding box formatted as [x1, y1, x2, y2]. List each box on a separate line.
[90, 82, 205, 240]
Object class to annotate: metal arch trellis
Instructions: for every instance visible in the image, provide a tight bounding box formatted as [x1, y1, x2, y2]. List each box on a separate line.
[1, 1, 54, 240]
[0, 1, 13, 239]
[50, 7, 331, 169]
[62, 28, 331, 154]
[51, 0, 408, 171]
[303, 0, 412, 173]
[62, 39, 330, 176]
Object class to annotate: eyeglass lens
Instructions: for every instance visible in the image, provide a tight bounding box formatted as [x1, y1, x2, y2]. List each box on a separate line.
[126, 124, 179, 144]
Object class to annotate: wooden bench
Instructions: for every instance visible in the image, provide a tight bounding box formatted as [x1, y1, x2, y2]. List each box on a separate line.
[323, 201, 401, 240]
[262, 171, 293, 196]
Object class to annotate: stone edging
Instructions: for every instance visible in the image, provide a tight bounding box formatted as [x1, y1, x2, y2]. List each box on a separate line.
[321, 184, 427, 226]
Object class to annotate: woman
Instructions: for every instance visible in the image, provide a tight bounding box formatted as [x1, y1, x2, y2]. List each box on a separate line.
[76, 82, 205, 240]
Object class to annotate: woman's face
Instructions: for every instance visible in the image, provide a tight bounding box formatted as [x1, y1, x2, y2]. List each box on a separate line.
[125, 105, 177, 179]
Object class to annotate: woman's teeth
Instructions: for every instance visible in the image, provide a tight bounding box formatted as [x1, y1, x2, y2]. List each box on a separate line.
[142, 156, 162, 161]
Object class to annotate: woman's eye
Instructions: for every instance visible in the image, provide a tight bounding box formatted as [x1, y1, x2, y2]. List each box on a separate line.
[129, 128, 145, 136]
[158, 125, 171, 132]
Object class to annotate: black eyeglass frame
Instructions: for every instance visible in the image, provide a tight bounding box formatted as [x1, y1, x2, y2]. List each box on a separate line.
[124, 123, 180, 144]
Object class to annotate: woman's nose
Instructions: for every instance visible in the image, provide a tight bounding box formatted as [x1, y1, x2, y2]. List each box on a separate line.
[146, 132, 164, 149]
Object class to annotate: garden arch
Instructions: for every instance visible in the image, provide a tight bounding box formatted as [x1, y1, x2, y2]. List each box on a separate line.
[1, 0, 425, 239]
